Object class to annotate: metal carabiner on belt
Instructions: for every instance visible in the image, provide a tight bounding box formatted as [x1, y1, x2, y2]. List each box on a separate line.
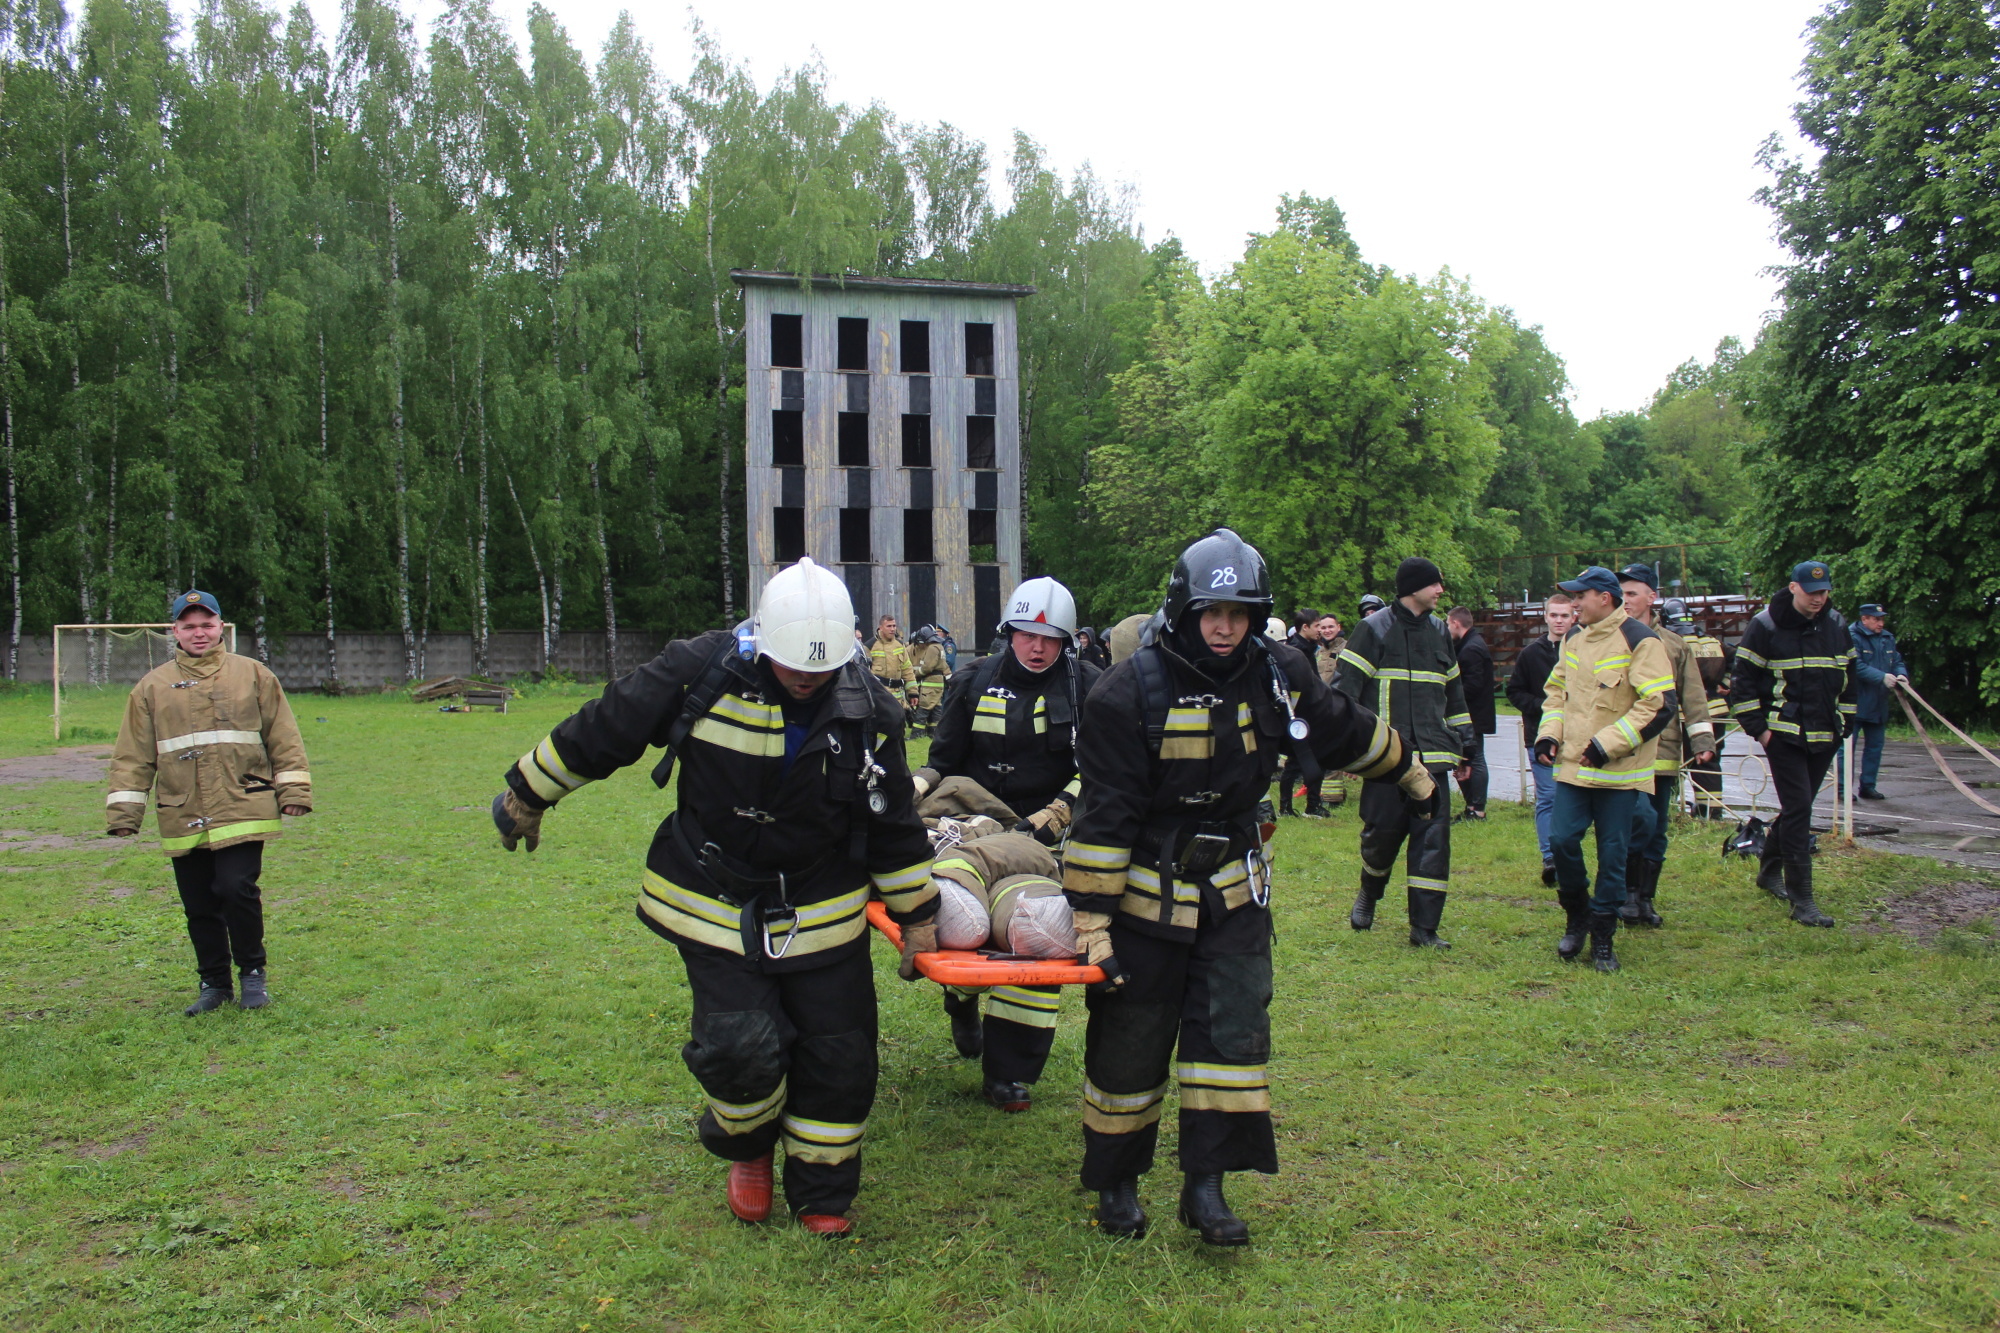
[1245, 849, 1271, 908]
[760, 901, 800, 960]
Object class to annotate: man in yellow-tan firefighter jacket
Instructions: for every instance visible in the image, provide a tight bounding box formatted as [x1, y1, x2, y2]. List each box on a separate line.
[1533, 566, 1677, 974]
[106, 590, 312, 1015]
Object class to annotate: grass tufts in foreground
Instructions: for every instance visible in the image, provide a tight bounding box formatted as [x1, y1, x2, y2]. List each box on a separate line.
[0, 687, 1995, 1330]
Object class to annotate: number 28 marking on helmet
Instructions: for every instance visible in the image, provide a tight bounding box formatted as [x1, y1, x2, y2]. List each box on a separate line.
[1013, 601, 1032, 614]
[807, 642, 827, 661]
[1209, 567, 1238, 589]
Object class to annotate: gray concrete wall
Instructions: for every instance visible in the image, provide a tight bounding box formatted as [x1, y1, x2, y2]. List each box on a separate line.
[36, 629, 668, 691]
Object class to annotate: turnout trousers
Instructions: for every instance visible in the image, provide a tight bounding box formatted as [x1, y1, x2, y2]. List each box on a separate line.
[943, 984, 1062, 1084]
[1079, 904, 1277, 1190]
[1356, 776, 1452, 930]
[1689, 737, 1726, 817]
[675, 943, 878, 1217]
[1549, 782, 1638, 916]
[171, 841, 267, 988]
[1630, 776, 1678, 866]
[1761, 738, 1835, 875]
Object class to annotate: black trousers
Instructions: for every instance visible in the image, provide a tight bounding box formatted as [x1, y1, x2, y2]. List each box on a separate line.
[1357, 777, 1451, 928]
[676, 944, 878, 1217]
[171, 841, 267, 987]
[1764, 738, 1835, 868]
[1455, 738, 1490, 812]
[1080, 905, 1276, 1190]
[944, 984, 1061, 1084]
[1689, 735, 1725, 816]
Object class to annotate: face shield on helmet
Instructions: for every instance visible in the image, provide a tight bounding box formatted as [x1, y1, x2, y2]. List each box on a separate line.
[753, 557, 857, 672]
[999, 577, 1078, 643]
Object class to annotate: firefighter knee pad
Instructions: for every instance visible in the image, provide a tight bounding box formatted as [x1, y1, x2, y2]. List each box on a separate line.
[1086, 998, 1180, 1093]
[1206, 954, 1273, 1064]
[681, 1010, 787, 1104]
[790, 1029, 877, 1120]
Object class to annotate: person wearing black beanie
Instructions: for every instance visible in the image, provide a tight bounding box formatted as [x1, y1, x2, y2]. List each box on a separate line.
[1332, 557, 1475, 947]
[1395, 557, 1444, 600]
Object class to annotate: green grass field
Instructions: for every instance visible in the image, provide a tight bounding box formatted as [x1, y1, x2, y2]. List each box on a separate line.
[1, 685, 1995, 1332]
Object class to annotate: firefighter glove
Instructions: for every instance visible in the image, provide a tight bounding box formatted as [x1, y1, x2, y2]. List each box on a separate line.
[1074, 910, 1126, 992]
[912, 767, 941, 800]
[1582, 738, 1609, 769]
[1014, 794, 1073, 846]
[1395, 759, 1436, 804]
[897, 918, 938, 982]
[493, 790, 544, 853]
[1533, 737, 1559, 766]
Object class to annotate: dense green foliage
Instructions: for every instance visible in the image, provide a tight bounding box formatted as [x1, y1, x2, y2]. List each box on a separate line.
[1750, 0, 2000, 711]
[2, 687, 1995, 1329]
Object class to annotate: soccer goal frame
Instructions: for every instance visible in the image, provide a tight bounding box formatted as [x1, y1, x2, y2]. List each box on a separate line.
[52, 623, 238, 741]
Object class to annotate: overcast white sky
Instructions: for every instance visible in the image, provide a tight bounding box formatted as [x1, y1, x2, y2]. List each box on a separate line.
[304, 0, 1829, 417]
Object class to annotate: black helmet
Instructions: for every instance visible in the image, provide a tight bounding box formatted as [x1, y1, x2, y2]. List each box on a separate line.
[910, 623, 940, 646]
[1163, 528, 1273, 628]
[1661, 598, 1695, 631]
[1359, 593, 1386, 616]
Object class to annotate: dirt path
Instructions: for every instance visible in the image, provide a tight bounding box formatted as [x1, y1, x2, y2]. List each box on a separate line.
[0, 747, 110, 786]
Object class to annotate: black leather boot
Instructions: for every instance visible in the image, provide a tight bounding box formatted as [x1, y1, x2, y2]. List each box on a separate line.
[1278, 787, 1296, 817]
[1541, 858, 1556, 887]
[1407, 887, 1449, 949]
[1096, 1178, 1147, 1238]
[1556, 889, 1590, 962]
[1350, 886, 1378, 931]
[982, 1078, 1032, 1113]
[184, 983, 232, 1017]
[1785, 860, 1834, 927]
[1178, 1173, 1250, 1246]
[1619, 853, 1648, 925]
[1755, 854, 1787, 901]
[944, 993, 982, 1058]
[1634, 860, 1664, 927]
[1589, 914, 1620, 972]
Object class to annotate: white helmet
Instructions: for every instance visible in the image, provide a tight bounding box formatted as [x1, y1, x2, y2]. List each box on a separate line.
[999, 576, 1078, 642]
[754, 557, 856, 671]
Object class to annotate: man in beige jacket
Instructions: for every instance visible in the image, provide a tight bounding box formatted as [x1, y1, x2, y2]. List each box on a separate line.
[107, 591, 312, 1015]
[1534, 567, 1678, 974]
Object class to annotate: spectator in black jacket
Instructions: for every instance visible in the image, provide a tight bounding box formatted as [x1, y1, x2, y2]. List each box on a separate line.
[1506, 593, 1575, 882]
[1446, 607, 1496, 822]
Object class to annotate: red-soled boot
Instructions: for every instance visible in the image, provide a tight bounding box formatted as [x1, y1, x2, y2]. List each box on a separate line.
[726, 1154, 773, 1223]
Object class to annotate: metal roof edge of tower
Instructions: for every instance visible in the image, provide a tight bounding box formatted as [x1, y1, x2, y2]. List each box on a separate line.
[730, 269, 1037, 298]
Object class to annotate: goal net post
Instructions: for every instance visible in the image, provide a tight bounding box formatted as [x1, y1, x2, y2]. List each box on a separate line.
[52, 623, 239, 741]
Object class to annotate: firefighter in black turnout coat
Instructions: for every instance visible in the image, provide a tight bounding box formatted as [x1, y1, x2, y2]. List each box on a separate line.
[925, 576, 1102, 1112]
[1063, 530, 1434, 1245]
[490, 558, 936, 1236]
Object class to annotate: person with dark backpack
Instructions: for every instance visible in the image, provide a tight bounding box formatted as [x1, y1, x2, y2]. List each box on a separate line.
[1062, 529, 1432, 1245]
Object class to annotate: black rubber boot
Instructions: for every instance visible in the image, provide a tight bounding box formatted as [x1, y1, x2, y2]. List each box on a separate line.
[1096, 1178, 1147, 1238]
[1304, 800, 1331, 819]
[1556, 889, 1591, 962]
[1407, 888, 1449, 949]
[982, 1078, 1032, 1113]
[1635, 860, 1664, 928]
[1589, 915, 1620, 973]
[1278, 788, 1296, 817]
[944, 993, 983, 1058]
[1619, 853, 1648, 925]
[1178, 1173, 1250, 1246]
[1785, 860, 1834, 927]
[1755, 854, 1787, 901]
[238, 968, 271, 1009]
[1350, 886, 1379, 931]
[184, 984, 232, 1017]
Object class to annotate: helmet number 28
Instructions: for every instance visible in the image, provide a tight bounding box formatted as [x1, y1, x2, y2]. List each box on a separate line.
[807, 641, 827, 662]
[1209, 567, 1238, 589]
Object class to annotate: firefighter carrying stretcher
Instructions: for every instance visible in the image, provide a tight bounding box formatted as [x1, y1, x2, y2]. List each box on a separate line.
[1063, 529, 1433, 1245]
[920, 576, 1102, 1112]
[489, 557, 937, 1236]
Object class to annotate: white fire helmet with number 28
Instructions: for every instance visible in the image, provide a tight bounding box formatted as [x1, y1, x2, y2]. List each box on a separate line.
[999, 576, 1078, 643]
[754, 557, 856, 672]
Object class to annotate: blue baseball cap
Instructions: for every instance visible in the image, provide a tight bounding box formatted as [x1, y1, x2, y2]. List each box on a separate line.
[1617, 562, 1659, 591]
[172, 589, 222, 620]
[1557, 566, 1622, 598]
[1791, 560, 1833, 592]
[1858, 603, 1885, 618]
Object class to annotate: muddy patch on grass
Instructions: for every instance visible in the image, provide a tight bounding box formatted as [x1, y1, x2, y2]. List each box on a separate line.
[320, 1175, 366, 1200]
[0, 828, 122, 853]
[0, 747, 111, 786]
[1720, 1042, 1794, 1068]
[77, 1133, 149, 1160]
[1859, 880, 2000, 945]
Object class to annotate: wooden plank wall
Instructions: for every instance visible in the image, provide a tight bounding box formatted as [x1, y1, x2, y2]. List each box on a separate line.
[741, 281, 1022, 643]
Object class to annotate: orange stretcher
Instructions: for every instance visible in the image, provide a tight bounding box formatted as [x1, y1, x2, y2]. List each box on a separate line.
[866, 901, 1105, 987]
